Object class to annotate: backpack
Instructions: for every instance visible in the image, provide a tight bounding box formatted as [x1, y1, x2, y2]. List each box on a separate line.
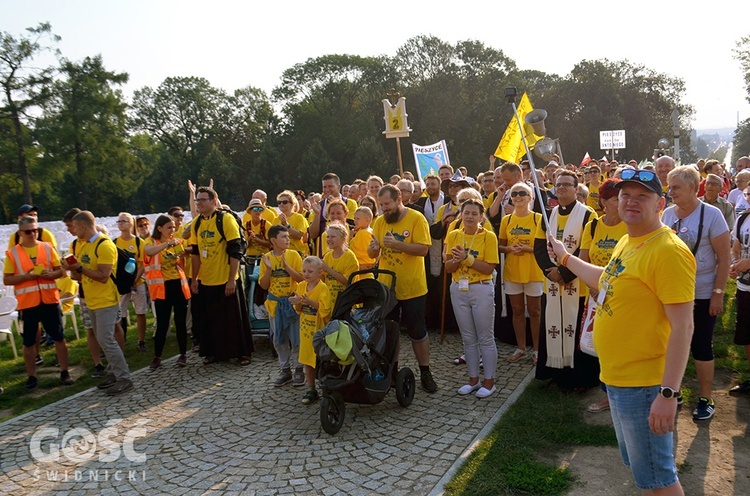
[193, 208, 247, 257]
[72, 237, 138, 296]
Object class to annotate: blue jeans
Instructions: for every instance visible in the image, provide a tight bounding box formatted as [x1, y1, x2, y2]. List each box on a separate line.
[606, 385, 679, 490]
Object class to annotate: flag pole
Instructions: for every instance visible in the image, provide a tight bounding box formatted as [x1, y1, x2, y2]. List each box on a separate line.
[505, 88, 550, 234]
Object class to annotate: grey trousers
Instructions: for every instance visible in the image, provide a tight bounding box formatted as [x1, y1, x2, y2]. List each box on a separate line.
[91, 304, 132, 381]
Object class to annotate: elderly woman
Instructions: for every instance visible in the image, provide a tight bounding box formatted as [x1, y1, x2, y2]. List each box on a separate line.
[662, 165, 731, 420]
[579, 179, 628, 413]
[499, 182, 543, 364]
[444, 198, 499, 397]
[729, 170, 750, 215]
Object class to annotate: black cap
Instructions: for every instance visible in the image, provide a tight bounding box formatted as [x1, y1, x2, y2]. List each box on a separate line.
[615, 170, 663, 197]
[18, 204, 38, 216]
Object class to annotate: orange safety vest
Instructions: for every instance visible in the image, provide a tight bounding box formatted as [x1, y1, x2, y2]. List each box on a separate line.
[144, 243, 191, 301]
[7, 242, 60, 310]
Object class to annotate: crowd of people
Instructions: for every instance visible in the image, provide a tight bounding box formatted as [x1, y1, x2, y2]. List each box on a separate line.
[3, 153, 750, 494]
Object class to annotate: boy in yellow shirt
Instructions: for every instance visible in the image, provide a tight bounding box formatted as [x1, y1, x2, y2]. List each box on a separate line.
[259, 225, 304, 386]
[290, 256, 332, 405]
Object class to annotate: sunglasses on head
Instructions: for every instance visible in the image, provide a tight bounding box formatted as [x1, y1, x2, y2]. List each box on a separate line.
[510, 190, 529, 198]
[621, 169, 655, 181]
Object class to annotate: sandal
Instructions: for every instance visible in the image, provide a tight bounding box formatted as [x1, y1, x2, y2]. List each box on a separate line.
[587, 399, 610, 413]
[532, 351, 538, 365]
[453, 355, 466, 365]
[507, 349, 526, 362]
[202, 356, 216, 365]
[237, 357, 251, 366]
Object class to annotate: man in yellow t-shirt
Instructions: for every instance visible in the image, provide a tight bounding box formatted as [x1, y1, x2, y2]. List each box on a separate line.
[368, 184, 437, 393]
[7, 204, 57, 250]
[547, 171, 695, 493]
[63, 210, 133, 395]
[190, 187, 253, 365]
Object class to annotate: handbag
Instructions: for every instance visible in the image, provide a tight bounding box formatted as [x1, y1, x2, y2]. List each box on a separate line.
[579, 297, 598, 357]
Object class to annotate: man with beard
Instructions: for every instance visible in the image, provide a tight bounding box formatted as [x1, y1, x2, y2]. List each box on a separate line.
[368, 184, 437, 392]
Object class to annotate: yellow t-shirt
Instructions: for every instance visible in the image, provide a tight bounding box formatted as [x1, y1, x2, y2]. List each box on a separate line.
[180, 221, 193, 279]
[271, 212, 310, 257]
[586, 184, 604, 217]
[7, 228, 57, 250]
[499, 212, 544, 283]
[323, 248, 360, 305]
[190, 211, 241, 286]
[349, 228, 377, 268]
[77, 236, 120, 311]
[444, 228, 499, 284]
[260, 249, 303, 318]
[56, 275, 78, 313]
[115, 236, 145, 286]
[594, 226, 696, 387]
[435, 202, 459, 224]
[580, 219, 628, 268]
[371, 208, 430, 300]
[241, 214, 270, 257]
[153, 240, 184, 281]
[295, 280, 332, 367]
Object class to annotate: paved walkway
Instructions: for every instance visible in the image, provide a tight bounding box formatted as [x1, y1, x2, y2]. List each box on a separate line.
[0, 332, 534, 495]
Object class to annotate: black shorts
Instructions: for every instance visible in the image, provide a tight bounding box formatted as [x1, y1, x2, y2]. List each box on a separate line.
[735, 289, 750, 346]
[691, 299, 716, 361]
[386, 295, 428, 342]
[22, 303, 64, 347]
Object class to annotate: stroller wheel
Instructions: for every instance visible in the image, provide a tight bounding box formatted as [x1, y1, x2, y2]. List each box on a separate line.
[395, 367, 415, 407]
[320, 392, 346, 435]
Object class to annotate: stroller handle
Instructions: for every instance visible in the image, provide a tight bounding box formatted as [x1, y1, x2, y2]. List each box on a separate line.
[347, 267, 397, 292]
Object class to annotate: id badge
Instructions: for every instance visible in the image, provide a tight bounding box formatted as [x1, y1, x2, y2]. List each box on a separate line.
[597, 282, 608, 305]
[458, 274, 470, 291]
[202, 249, 208, 259]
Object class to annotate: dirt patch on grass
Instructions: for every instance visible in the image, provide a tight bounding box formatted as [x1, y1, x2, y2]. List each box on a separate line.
[559, 371, 750, 495]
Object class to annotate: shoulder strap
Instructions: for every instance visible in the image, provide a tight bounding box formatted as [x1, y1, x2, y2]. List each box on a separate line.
[738, 211, 750, 235]
[692, 203, 705, 255]
[590, 217, 598, 238]
[216, 210, 226, 241]
[93, 237, 108, 257]
[38, 227, 44, 241]
[14, 232, 19, 245]
[72, 239, 77, 254]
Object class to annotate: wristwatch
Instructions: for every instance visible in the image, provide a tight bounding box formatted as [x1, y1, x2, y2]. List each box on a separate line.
[659, 386, 679, 399]
[76, 266, 83, 274]
[712, 288, 725, 295]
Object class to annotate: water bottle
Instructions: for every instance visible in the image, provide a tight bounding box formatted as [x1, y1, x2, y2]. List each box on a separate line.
[124, 257, 137, 275]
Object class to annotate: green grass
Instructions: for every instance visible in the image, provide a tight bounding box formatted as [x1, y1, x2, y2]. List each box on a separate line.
[447, 280, 748, 496]
[444, 381, 618, 496]
[0, 307, 180, 422]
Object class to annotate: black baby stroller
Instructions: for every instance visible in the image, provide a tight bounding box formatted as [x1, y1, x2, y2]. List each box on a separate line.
[313, 268, 415, 434]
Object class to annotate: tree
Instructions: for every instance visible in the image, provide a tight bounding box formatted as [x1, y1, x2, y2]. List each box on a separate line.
[35, 55, 145, 213]
[0, 22, 60, 204]
[733, 35, 750, 164]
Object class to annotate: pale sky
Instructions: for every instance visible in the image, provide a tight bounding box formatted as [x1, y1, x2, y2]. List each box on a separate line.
[5, 0, 750, 131]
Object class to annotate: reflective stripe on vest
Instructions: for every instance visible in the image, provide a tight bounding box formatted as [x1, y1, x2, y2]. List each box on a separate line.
[7, 242, 60, 310]
[144, 248, 191, 301]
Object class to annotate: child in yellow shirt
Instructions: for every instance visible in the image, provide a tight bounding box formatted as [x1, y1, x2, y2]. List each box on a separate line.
[290, 256, 332, 405]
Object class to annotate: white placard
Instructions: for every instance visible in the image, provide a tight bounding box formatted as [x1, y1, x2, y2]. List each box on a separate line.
[599, 130, 626, 149]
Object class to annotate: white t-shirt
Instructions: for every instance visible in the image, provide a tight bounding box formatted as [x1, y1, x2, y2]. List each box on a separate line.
[662, 203, 729, 299]
[728, 187, 744, 206]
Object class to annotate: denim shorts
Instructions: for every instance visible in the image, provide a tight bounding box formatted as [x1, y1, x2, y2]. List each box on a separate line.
[606, 385, 679, 490]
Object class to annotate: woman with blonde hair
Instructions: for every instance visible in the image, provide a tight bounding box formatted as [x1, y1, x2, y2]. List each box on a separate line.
[274, 190, 309, 257]
[498, 182, 543, 364]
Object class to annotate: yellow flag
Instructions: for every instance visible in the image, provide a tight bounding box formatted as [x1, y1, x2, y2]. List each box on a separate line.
[494, 92, 544, 163]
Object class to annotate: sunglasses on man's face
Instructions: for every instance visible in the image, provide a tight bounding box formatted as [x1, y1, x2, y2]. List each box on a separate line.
[621, 169, 656, 181]
[277, 200, 291, 205]
[251, 207, 264, 212]
[21, 228, 38, 234]
[172, 213, 184, 218]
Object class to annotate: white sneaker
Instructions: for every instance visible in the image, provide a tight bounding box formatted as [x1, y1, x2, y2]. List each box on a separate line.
[476, 386, 496, 398]
[457, 383, 481, 395]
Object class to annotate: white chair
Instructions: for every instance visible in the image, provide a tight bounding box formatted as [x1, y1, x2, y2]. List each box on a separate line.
[60, 295, 80, 341]
[0, 295, 18, 359]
